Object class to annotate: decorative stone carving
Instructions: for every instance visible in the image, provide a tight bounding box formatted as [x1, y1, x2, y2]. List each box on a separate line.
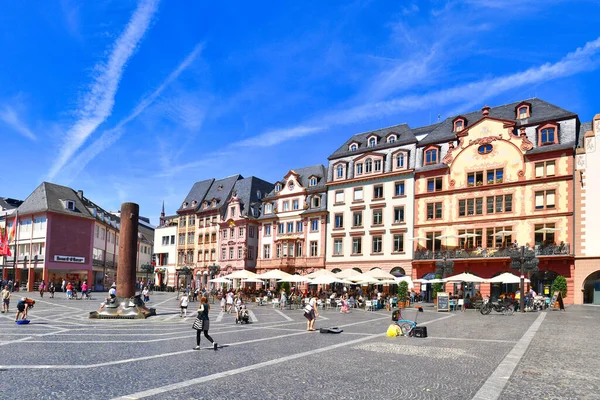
[442, 154, 454, 164]
[449, 179, 456, 188]
[469, 135, 501, 146]
[518, 170, 525, 177]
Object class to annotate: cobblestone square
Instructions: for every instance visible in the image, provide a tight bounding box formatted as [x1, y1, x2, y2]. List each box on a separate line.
[1, 293, 598, 400]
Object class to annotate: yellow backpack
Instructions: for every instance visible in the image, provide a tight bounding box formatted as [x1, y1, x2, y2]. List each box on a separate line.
[387, 324, 402, 337]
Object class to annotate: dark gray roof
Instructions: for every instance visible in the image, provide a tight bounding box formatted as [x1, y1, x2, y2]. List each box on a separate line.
[17, 182, 95, 219]
[231, 176, 274, 218]
[0, 197, 23, 211]
[178, 178, 214, 213]
[418, 98, 576, 147]
[201, 175, 243, 213]
[416, 163, 449, 173]
[526, 141, 576, 155]
[265, 164, 328, 198]
[578, 122, 592, 148]
[329, 123, 417, 160]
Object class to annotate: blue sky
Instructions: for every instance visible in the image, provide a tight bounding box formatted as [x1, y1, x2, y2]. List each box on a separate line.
[1, 0, 600, 224]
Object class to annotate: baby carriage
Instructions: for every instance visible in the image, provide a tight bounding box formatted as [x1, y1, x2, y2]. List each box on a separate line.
[236, 305, 250, 324]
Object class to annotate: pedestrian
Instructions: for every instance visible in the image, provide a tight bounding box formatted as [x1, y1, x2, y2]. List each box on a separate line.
[49, 282, 55, 298]
[220, 293, 226, 312]
[15, 297, 35, 321]
[61, 279, 66, 293]
[179, 292, 189, 317]
[81, 281, 88, 299]
[226, 291, 234, 313]
[280, 290, 287, 310]
[1, 285, 10, 313]
[142, 286, 150, 302]
[109, 283, 117, 298]
[193, 296, 218, 350]
[66, 282, 73, 299]
[39, 281, 45, 298]
[303, 295, 319, 331]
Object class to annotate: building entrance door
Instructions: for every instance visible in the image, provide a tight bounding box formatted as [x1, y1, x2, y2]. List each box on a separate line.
[583, 271, 600, 305]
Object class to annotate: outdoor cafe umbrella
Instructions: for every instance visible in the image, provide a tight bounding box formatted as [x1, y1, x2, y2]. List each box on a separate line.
[257, 269, 293, 280]
[443, 272, 486, 283]
[364, 268, 395, 280]
[436, 234, 457, 248]
[277, 275, 310, 283]
[486, 272, 530, 284]
[493, 230, 516, 237]
[344, 273, 368, 282]
[222, 270, 258, 280]
[534, 227, 561, 233]
[210, 277, 231, 284]
[395, 276, 415, 289]
[457, 232, 481, 248]
[308, 276, 346, 285]
[241, 277, 265, 284]
[306, 269, 338, 279]
[335, 268, 364, 278]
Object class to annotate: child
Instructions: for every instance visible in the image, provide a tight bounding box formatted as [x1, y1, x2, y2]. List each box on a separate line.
[179, 292, 189, 317]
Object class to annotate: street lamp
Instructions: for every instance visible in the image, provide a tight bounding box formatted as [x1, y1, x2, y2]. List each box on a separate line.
[510, 246, 539, 313]
[435, 253, 454, 278]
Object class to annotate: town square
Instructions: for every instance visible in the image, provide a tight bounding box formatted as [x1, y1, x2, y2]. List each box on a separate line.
[2, 1, 600, 399]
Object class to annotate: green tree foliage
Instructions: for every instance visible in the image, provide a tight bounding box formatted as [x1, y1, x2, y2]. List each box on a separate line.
[552, 275, 567, 298]
[432, 274, 443, 299]
[397, 281, 409, 304]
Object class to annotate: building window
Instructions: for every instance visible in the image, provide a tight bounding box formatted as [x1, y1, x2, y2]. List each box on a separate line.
[162, 236, 169, 246]
[353, 211, 363, 227]
[287, 222, 294, 233]
[187, 232, 194, 244]
[454, 119, 464, 132]
[178, 234, 185, 245]
[486, 195, 513, 214]
[369, 137, 376, 147]
[312, 196, 321, 208]
[230, 207, 236, 217]
[427, 177, 442, 192]
[223, 230, 228, 239]
[396, 152, 405, 169]
[66, 200, 76, 211]
[365, 159, 373, 173]
[485, 226, 513, 248]
[309, 177, 318, 186]
[353, 188, 363, 201]
[311, 219, 319, 231]
[467, 171, 484, 186]
[425, 148, 438, 165]
[257, 190, 262, 199]
[239, 227, 245, 237]
[278, 223, 284, 234]
[283, 201, 289, 211]
[230, 227, 235, 238]
[372, 236, 382, 253]
[297, 221, 303, 232]
[229, 247, 234, 259]
[373, 185, 384, 199]
[393, 234, 404, 253]
[265, 203, 272, 214]
[275, 184, 281, 192]
[264, 225, 271, 236]
[352, 237, 362, 254]
[374, 159, 382, 172]
[459, 198, 484, 216]
[335, 190, 344, 204]
[350, 144, 358, 151]
[296, 242, 303, 257]
[535, 190, 555, 210]
[427, 202, 443, 220]
[356, 163, 363, 175]
[535, 161, 556, 178]
[276, 244, 281, 258]
[478, 144, 492, 155]
[334, 214, 344, 228]
[221, 248, 226, 260]
[534, 223, 556, 246]
[336, 165, 344, 178]
[333, 239, 343, 255]
[394, 207, 405, 223]
[394, 181, 405, 197]
[487, 168, 503, 184]
[238, 246, 243, 259]
[518, 106, 529, 119]
[372, 209, 383, 225]
[292, 199, 299, 210]
[388, 135, 396, 143]
[310, 241, 318, 257]
[540, 127, 556, 144]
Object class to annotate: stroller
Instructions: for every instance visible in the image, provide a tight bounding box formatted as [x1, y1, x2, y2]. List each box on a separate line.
[236, 305, 250, 324]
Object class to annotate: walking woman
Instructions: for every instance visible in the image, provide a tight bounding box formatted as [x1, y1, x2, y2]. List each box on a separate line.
[193, 296, 218, 350]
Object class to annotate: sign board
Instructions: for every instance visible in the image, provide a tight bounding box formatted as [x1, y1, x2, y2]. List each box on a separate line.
[54, 255, 85, 263]
[437, 292, 450, 312]
[550, 291, 565, 311]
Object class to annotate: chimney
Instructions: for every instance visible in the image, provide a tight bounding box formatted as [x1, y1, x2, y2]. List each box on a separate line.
[482, 105, 490, 116]
[77, 190, 84, 199]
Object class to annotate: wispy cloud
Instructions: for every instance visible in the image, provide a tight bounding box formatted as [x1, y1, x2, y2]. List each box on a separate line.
[47, 0, 160, 181]
[59, 43, 204, 183]
[0, 106, 36, 141]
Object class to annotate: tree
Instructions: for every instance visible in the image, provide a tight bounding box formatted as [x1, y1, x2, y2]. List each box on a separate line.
[140, 263, 154, 286]
[397, 281, 409, 306]
[432, 274, 443, 299]
[552, 275, 567, 298]
[279, 281, 290, 296]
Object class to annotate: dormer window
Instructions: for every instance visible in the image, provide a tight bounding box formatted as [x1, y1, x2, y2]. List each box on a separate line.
[309, 177, 318, 186]
[365, 158, 373, 173]
[275, 184, 281, 192]
[349, 143, 358, 151]
[424, 147, 438, 165]
[265, 203, 272, 214]
[518, 107, 528, 119]
[288, 181, 295, 190]
[312, 196, 321, 208]
[211, 200, 217, 207]
[356, 163, 363, 175]
[336, 165, 344, 179]
[537, 123, 558, 146]
[453, 118, 465, 132]
[516, 102, 531, 119]
[388, 135, 396, 143]
[230, 207, 236, 217]
[203, 201, 208, 209]
[395, 151, 407, 169]
[256, 190, 262, 199]
[191, 200, 197, 207]
[183, 202, 188, 208]
[368, 137, 377, 147]
[66, 200, 76, 211]
[374, 159, 382, 172]
[217, 185, 223, 191]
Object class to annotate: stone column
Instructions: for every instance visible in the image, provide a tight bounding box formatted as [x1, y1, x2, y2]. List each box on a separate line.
[117, 202, 139, 298]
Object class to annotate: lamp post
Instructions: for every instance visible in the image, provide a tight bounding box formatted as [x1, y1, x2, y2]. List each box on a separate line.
[510, 246, 539, 313]
[435, 252, 454, 279]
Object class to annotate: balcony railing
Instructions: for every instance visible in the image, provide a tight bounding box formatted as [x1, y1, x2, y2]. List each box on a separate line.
[414, 243, 571, 260]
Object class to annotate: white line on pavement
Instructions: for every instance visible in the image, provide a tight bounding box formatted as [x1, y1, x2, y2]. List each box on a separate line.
[215, 311, 224, 322]
[472, 312, 547, 400]
[273, 309, 293, 321]
[247, 310, 258, 323]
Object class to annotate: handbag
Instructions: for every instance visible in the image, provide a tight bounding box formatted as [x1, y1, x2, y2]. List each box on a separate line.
[192, 318, 204, 330]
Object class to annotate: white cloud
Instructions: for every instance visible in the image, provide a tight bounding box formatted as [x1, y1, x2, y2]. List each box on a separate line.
[47, 0, 160, 181]
[0, 106, 36, 141]
[234, 125, 325, 148]
[58, 43, 204, 183]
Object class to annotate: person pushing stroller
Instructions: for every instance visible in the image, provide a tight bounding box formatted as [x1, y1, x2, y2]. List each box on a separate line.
[236, 304, 250, 324]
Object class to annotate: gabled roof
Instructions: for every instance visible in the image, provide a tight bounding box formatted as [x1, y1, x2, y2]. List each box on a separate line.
[264, 164, 328, 198]
[178, 178, 214, 213]
[578, 121, 592, 148]
[418, 98, 577, 147]
[231, 176, 274, 218]
[17, 182, 95, 219]
[329, 123, 417, 159]
[0, 197, 23, 211]
[199, 175, 243, 213]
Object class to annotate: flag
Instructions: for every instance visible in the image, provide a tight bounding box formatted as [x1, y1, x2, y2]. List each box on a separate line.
[0, 227, 5, 255]
[7, 214, 17, 243]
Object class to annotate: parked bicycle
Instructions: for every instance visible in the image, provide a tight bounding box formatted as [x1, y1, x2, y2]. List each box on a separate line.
[480, 297, 514, 315]
[392, 307, 424, 336]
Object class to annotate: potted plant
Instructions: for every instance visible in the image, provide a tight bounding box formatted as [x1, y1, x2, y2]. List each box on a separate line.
[397, 281, 409, 308]
[432, 274, 443, 305]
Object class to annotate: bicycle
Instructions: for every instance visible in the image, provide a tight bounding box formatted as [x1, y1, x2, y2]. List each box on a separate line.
[392, 307, 424, 336]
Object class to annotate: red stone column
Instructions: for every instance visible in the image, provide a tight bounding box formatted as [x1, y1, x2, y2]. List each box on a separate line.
[28, 267, 35, 291]
[87, 270, 93, 289]
[2, 267, 8, 281]
[117, 203, 139, 298]
[42, 267, 49, 286]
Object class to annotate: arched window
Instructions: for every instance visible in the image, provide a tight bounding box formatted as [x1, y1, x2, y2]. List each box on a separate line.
[336, 165, 344, 178]
[275, 184, 281, 192]
[365, 158, 373, 173]
[356, 163, 363, 175]
[388, 135, 396, 143]
[454, 120, 464, 132]
[309, 177, 317, 186]
[350, 144, 357, 151]
[478, 144, 492, 155]
[369, 138, 376, 147]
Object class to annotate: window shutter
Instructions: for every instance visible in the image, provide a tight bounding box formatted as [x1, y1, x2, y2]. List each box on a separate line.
[535, 192, 544, 209]
[535, 163, 544, 178]
[546, 191, 555, 208]
[546, 162, 555, 176]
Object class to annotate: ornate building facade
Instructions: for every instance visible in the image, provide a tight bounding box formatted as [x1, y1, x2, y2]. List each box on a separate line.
[256, 165, 328, 275]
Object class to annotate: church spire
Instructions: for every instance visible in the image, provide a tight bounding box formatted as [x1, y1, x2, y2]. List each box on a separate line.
[161, 200, 165, 218]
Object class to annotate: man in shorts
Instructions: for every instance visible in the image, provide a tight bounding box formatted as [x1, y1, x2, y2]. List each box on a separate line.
[15, 297, 34, 321]
[1, 285, 10, 313]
